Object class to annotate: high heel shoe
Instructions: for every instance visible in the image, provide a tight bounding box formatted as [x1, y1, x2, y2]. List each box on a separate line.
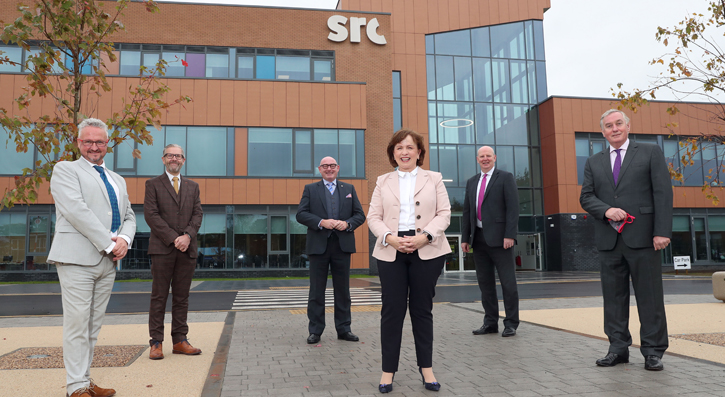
[379, 373, 394, 393]
[419, 367, 441, 391]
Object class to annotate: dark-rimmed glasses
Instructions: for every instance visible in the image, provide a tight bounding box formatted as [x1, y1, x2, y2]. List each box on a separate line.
[319, 164, 338, 169]
[164, 153, 185, 160]
[77, 139, 108, 148]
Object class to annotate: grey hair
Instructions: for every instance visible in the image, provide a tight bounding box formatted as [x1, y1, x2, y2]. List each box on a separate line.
[77, 118, 109, 138]
[163, 143, 185, 157]
[600, 109, 630, 130]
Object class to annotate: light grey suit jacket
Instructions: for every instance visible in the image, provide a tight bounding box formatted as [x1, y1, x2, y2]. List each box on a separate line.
[49, 159, 136, 266]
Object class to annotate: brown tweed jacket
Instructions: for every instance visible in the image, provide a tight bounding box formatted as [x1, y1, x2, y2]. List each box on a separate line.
[144, 173, 203, 258]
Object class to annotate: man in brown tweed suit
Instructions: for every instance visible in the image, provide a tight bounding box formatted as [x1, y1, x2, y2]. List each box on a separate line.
[144, 143, 203, 359]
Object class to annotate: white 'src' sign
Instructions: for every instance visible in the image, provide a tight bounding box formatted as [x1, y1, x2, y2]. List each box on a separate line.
[327, 15, 387, 45]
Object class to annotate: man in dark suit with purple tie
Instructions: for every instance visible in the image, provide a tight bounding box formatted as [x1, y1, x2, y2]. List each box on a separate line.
[461, 146, 520, 338]
[144, 144, 203, 360]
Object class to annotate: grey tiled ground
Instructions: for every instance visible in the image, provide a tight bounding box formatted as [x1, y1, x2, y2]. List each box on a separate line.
[221, 300, 725, 396]
[0, 312, 226, 328]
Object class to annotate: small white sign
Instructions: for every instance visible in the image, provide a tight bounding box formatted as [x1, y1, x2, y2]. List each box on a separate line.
[673, 256, 691, 270]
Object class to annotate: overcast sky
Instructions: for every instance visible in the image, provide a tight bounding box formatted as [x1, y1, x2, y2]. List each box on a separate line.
[161, 0, 713, 101]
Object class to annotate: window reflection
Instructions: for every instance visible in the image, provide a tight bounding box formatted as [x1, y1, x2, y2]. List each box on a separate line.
[491, 22, 526, 59]
[434, 30, 471, 56]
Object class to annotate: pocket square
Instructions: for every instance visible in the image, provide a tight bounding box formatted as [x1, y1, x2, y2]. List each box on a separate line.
[346, 193, 352, 198]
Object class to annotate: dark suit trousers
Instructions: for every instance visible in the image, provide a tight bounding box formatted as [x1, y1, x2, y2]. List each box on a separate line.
[149, 250, 196, 344]
[378, 232, 445, 373]
[600, 234, 668, 357]
[307, 233, 352, 335]
[472, 228, 520, 329]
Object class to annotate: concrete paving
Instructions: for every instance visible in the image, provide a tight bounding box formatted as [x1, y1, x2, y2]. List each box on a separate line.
[1, 274, 725, 396]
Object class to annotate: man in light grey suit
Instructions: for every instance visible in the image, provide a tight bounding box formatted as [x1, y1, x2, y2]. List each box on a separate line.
[580, 109, 672, 371]
[49, 118, 135, 397]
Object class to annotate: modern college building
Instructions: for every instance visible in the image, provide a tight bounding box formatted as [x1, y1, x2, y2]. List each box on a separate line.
[0, 0, 722, 279]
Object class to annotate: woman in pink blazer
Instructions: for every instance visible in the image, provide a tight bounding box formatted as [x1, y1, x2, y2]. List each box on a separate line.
[367, 129, 451, 393]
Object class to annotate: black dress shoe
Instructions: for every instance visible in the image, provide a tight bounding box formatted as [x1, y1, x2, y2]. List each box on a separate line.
[337, 331, 359, 341]
[307, 334, 321, 344]
[419, 367, 441, 392]
[379, 373, 394, 394]
[472, 325, 498, 335]
[644, 355, 664, 371]
[595, 352, 629, 367]
[501, 327, 516, 337]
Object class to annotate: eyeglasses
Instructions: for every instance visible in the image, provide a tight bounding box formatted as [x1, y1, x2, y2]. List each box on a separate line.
[164, 154, 185, 160]
[77, 139, 108, 148]
[319, 164, 338, 170]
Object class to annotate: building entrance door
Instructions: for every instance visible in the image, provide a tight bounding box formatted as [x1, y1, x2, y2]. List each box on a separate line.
[445, 235, 475, 272]
[515, 234, 542, 271]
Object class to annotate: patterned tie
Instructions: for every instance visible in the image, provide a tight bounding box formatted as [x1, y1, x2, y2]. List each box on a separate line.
[327, 182, 335, 195]
[613, 149, 622, 185]
[93, 165, 121, 233]
[477, 173, 487, 221]
[173, 176, 179, 194]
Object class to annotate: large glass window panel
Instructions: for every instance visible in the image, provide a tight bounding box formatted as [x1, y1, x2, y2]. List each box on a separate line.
[671, 215, 692, 260]
[471, 27, 491, 57]
[63, 50, 95, 75]
[435, 56, 455, 101]
[437, 102, 474, 144]
[162, 52, 185, 77]
[197, 213, 227, 268]
[514, 146, 531, 187]
[428, 102, 438, 144]
[256, 55, 275, 79]
[186, 127, 226, 176]
[355, 130, 365, 177]
[531, 147, 542, 188]
[0, 212, 26, 271]
[426, 55, 436, 100]
[710, 216, 725, 262]
[663, 136, 680, 185]
[338, 130, 356, 178]
[206, 53, 229, 78]
[533, 20, 546, 60]
[527, 106, 540, 145]
[494, 105, 528, 145]
[290, 218, 308, 268]
[438, 145, 459, 185]
[392, 71, 401, 98]
[0, 46, 22, 72]
[231, 214, 264, 268]
[429, 144, 439, 172]
[496, 145, 514, 173]
[492, 59, 510, 103]
[694, 217, 707, 261]
[525, 21, 535, 60]
[237, 56, 254, 79]
[0, 136, 34, 175]
[458, 145, 477, 185]
[394, 99, 402, 132]
[270, 216, 287, 252]
[294, 130, 312, 174]
[702, 141, 718, 186]
[137, 127, 165, 176]
[491, 22, 525, 59]
[454, 57, 473, 101]
[683, 140, 704, 187]
[534, 189, 543, 215]
[719, 144, 725, 184]
[313, 59, 332, 81]
[114, 141, 135, 170]
[576, 135, 590, 185]
[165, 126, 187, 162]
[185, 53, 205, 77]
[249, 128, 292, 177]
[425, 35, 434, 54]
[518, 189, 532, 215]
[143, 53, 160, 75]
[313, 130, 338, 175]
[120, 51, 141, 75]
[276, 56, 310, 80]
[536, 61, 547, 101]
[527, 61, 537, 104]
[475, 103, 494, 145]
[472, 58, 492, 102]
[510, 61, 528, 104]
[433, 30, 471, 56]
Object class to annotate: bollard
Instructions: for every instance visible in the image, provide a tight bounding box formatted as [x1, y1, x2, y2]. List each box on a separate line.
[712, 271, 725, 301]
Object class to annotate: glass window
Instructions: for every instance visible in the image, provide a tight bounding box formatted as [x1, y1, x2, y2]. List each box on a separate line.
[702, 141, 718, 186]
[196, 213, 227, 269]
[492, 59, 510, 103]
[514, 146, 531, 187]
[437, 102, 474, 144]
[162, 52, 185, 77]
[248, 128, 292, 177]
[457, 145, 477, 185]
[472, 58, 492, 102]
[671, 215, 691, 260]
[531, 148, 542, 188]
[313, 130, 338, 175]
[186, 127, 226, 176]
[709, 215, 725, 262]
[575, 134, 590, 185]
[663, 136, 680, 185]
[206, 53, 229, 78]
[510, 61, 528, 104]
[290, 218, 308, 268]
[491, 22, 525, 59]
[438, 145, 459, 185]
[524, 21, 535, 60]
[233, 214, 267, 269]
[683, 139, 704, 187]
[393, 71, 402, 132]
[237, 56, 254, 79]
[533, 20, 546, 61]
[0, 46, 22, 72]
[185, 53, 205, 77]
[270, 216, 287, 252]
[143, 53, 160, 74]
[435, 56, 455, 101]
[425, 35, 435, 54]
[256, 55, 275, 79]
[114, 141, 135, 170]
[518, 189, 532, 215]
[433, 30, 471, 56]
[496, 145, 514, 174]
[428, 102, 438, 143]
[119, 51, 141, 75]
[471, 27, 491, 57]
[494, 105, 528, 145]
[276, 56, 310, 80]
[338, 130, 357, 178]
[527, 61, 537, 104]
[0, 134, 34, 175]
[355, 130, 365, 177]
[475, 103, 494, 145]
[137, 127, 165, 176]
[392, 71, 401, 98]
[0, 212, 26, 271]
[294, 130, 312, 174]
[429, 144, 439, 172]
[313, 59, 332, 81]
[536, 61, 547, 101]
[454, 57, 473, 101]
[426, 55, 436, 101]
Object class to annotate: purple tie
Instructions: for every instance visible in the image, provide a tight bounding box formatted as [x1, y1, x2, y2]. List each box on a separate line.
[613, 149, 622, 185]
[477, 173, 487, 221]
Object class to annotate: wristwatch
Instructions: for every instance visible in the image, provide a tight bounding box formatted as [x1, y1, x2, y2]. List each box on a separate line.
[423, 231, 433, 243]
[184, 232, 191, 239]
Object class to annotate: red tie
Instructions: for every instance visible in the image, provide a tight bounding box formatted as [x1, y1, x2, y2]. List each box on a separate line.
[477, 173, 487, 221]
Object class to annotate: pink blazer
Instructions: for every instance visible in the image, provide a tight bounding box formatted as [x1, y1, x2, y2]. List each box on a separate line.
[367, 169, 452, 262]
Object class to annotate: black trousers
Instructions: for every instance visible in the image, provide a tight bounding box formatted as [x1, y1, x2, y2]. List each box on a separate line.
[472, 227, 519, 329]
[600, 234, 668, 357]
[307, 233, 352, 335]
[149, 251, 196, 345]
[378, 231, 445, 373]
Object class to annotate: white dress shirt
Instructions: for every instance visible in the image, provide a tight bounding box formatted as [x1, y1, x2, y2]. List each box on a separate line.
[475, 166, 494, 228]
[166, 170, 181, 186]
[82, 157, 131, 253]
[398, 167, 418, 231]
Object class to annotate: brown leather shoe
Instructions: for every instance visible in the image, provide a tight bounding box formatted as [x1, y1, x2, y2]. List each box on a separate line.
[67, 387, 92, 397]
[88, 381, 116, 397]
[149, 342, 164, 360]
[172, 340, 201, 355]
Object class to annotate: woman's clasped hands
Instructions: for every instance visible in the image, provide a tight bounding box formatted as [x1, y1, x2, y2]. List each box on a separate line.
[386, 234, 428, 254]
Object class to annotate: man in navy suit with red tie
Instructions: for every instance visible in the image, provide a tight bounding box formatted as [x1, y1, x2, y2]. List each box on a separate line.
[461, 146, 520, 338]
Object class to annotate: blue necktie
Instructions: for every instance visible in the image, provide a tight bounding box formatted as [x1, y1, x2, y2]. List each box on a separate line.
[327, 182, 335, 195]
[93, 165, 121, 233]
